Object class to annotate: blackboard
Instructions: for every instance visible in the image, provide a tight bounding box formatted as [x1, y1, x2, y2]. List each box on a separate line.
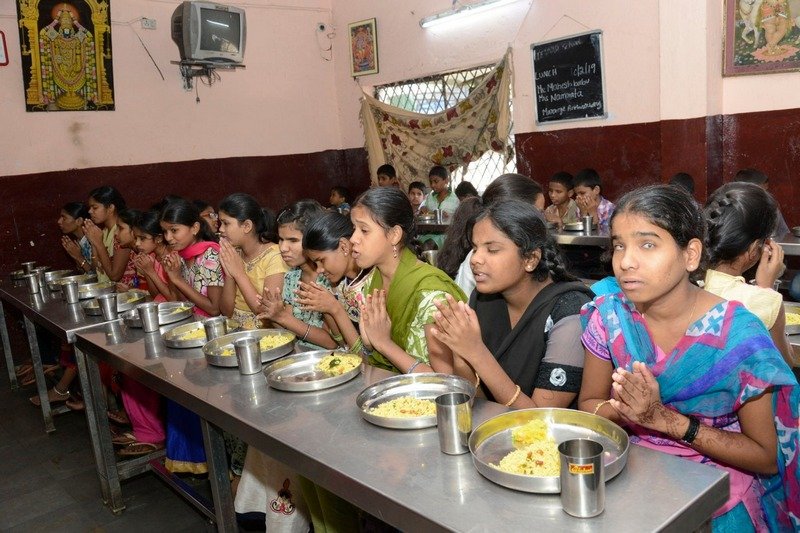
[531, 31, 606, 124]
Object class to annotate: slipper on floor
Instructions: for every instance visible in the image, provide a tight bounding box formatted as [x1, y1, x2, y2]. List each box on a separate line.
[107, 409, 130, 426]
[117, 442, 163, 457]
[111, 430, 137, 447]
[29, 388, 70, 407]
[15, 363, 33, 378]
[66, 398, 85, 411]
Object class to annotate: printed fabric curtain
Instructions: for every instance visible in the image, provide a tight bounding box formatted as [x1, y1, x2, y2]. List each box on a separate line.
[360, 50, 513, 190]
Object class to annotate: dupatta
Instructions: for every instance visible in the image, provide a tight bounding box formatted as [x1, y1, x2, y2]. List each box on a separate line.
[581, 293, 800, 530]
[178, 241, 221, 318]
[365, 248, 466, 371]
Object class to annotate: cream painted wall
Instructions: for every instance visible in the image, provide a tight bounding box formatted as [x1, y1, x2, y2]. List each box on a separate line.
[0, 0, 339, 177]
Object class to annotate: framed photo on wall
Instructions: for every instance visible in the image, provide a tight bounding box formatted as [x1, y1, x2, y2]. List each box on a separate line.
[0, 32, 8, 66]
[348, 18, 378, 77]
[724, 0, 800, 75]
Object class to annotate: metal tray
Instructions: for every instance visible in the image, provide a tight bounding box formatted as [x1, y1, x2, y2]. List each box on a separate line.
[162, 319, 241, 349]
[356, 373, 477, 430]
[44, 269, 74, 283]
[81, 289, 148, 316]
[77, 281, 116, 299]
[791, 226, 800, 237]
[469, 408, 629, 493]
[48, 273, 97, 291]
[10, 270, 26, 281]
[562, 221, 597, 232]
[121, 302, 195, 328]
[784, 302, 800, 335]
[264, 350, 363, 392]
[203, 329, 295, 367]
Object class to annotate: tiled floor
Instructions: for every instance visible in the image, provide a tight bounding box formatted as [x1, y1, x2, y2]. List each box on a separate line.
[0, 368, 211, 532]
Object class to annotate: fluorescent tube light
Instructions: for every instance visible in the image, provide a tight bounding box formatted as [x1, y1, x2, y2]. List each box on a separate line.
[420, 0, 519, 28]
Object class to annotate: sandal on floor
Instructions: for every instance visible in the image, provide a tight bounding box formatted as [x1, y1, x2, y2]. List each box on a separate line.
[111, 430, 137, 447]
[66, 398, 85, 411]
[107, 409, 130, 426]
[117, 442, 163, 457]
[29, 387, 70, 407]
[15, 363, 33, 379]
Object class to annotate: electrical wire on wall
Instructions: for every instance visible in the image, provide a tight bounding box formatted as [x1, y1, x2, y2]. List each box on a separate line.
[111, 16, 165, 81]
[315, 22, 334, 62]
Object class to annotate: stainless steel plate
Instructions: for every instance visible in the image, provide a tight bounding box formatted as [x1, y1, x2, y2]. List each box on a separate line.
[44, 269, 73, 283]
[791, 226, 800, 237]
[162, 319, 241, 349]
[785, 302, 800, 335]
[10, 270, 26, 281]
[81, 289, 149, 316]
[203, 329, 295, 367]
[356, 373, 476, 429]
[49, 273, 97, 291]
[469, 408, 629, 493]
[121, 302, 195, 328]
[562, 221, 597, 232]
[264, 350, 362, 392]
[77, 281, 116, 299]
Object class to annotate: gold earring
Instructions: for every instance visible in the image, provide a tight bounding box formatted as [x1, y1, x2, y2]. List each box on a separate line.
[392, 244, 398, 258]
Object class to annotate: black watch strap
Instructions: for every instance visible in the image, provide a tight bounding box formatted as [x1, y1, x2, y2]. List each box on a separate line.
[681, 414, 700, 444]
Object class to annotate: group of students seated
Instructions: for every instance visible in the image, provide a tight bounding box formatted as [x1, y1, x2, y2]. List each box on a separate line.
[26, 170, 800, 531]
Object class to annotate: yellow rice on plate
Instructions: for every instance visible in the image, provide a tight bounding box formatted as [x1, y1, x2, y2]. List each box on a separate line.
[369, 396, 436, 418]
[177, 328, 206, 341]
[315, 354, 361, 376]
[491, 419, 560, 477]
[786, 312, 800, 326]
[218, 333, 294, 357]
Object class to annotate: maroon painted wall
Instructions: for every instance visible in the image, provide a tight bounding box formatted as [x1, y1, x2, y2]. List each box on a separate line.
[0, 148, 370, 275]
[515, 107, 800, 228]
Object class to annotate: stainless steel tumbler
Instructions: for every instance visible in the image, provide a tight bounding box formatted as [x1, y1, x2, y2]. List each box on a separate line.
[435, 392, 472, 455]
[559, 438, 605, 518]
[203, 316, 228, 341]
[97, 293, 118, 321]
[235, 337, 261, 375]
[137, 302, 160, 332]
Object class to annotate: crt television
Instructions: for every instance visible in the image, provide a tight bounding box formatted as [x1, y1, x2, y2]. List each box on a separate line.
[171, 1, 246, 63]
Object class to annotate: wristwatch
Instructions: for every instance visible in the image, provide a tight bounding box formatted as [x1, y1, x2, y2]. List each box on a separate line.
[681, 414, 700, 444]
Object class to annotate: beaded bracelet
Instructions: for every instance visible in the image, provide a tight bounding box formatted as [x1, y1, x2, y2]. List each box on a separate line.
[504, 385, 521, 406]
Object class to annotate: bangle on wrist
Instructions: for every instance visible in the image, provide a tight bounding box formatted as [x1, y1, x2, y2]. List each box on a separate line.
[407, 360, 421, 374]
[593, 399, 612, 415]
[504, 385, 521, 406]
[681, 414, 700, 444]
[300, 323, 311, 342]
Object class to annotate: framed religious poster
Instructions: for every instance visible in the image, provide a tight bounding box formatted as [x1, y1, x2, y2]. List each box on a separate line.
[349, 18, 378, 77]
[724, 0, 800, 75]
[16, 1, 115, 111]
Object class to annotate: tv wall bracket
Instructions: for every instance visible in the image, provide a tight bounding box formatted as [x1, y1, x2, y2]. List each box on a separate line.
[172, 60, 245, 91]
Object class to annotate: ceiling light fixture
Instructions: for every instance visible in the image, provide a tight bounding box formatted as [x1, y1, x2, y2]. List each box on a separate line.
[419, 0, 520, 29]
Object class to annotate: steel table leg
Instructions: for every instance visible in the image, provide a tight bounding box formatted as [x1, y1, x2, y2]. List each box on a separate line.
[200, 419, 237, 533]
[0, 301, 17, 390]
[23, 316, 54, 433]
[75, 345, 126, 513]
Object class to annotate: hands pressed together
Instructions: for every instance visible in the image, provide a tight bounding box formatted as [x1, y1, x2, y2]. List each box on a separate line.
[430, 294, 483, 364]
[358, 289, 393, 352]
[295, 281, 339, 315]
[609, 361, 665, 427]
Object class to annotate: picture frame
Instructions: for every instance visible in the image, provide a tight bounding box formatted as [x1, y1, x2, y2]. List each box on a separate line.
[348, 18, 378, 77]
[723, 0, 800, 76]
[0, 31, 8, 67]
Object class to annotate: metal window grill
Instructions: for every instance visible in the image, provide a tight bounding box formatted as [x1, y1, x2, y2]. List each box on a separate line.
[374, 64, 516, 193]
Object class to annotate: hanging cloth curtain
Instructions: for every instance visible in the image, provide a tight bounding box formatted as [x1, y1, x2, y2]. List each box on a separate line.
[360, 49, 513, 190]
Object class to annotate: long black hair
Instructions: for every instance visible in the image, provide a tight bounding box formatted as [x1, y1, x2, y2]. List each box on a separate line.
[62, 202, 89, 220]
[704, 182, 777, 267]
[117, 208, 142, 229]
[351, 186, 418, 251]
[219, 193, 278, 243]
[483, 173, 543, 206]
[276, 199, 326, 233]
[133, 210, 163, 238]
[469, 199, 575, 283]
[437, 197, 482, 278]
[160, 198, 218, 242]
[303, 211, 354, 251]
[88, 186, 127, 211]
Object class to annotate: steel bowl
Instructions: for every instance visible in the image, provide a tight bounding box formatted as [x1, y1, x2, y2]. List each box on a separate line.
[356, 373, 476, 429]
[81, 289, 148, 316]
[76, 281, 116, 299]
[49, 273, 97, 292]
[121, 301, 195, 328]
[44, 269, 74, 283]
[203, 328, 295, 367]
[10, 270, 26, 281]
[792, 226, 800, 238]
[264, 350, 362, 392]
[469, 408, 629, 493]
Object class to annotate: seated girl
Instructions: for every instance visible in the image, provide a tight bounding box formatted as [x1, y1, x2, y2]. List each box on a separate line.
[297, 210, 372, 354]
[432, 200, 592, 408]
[578, 184, 799, 531]
[257, 200, 337, 351]
[218, 193, 286, 330]
[59, 202, 94, 274]
[703, 182, 794, 365]
[352, 186, 466, 373]
[132, 210, 175, 302]
[83, 186, 132, 284]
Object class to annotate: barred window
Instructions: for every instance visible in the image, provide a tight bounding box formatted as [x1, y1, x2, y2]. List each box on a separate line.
[374, 64, 516, 193]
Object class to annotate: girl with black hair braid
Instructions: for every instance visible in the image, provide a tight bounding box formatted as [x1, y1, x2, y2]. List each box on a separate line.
[431, 199, 592, 408]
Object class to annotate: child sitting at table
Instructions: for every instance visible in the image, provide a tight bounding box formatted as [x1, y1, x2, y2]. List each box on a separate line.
[578, 184, 799, 531]
[544, 171, 579, 228]
[328, 185, 351, 216]
[407, 181, 426, 214]
[376, 163, 399, 188]
[83, 186, 131, 284]
[132, 210, 174, 302]
[573, 168, 615, 231]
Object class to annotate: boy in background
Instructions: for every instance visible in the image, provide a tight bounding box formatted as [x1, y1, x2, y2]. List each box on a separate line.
[376, 164, 400, 188]
[544, 171, 579, 228]
[574, 168, 615, 231]
[407, 181, 426, 214]
[329, 186, 350, 216]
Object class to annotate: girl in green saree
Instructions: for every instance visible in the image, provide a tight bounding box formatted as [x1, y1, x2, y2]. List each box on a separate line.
[351, 187, 467, 374]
